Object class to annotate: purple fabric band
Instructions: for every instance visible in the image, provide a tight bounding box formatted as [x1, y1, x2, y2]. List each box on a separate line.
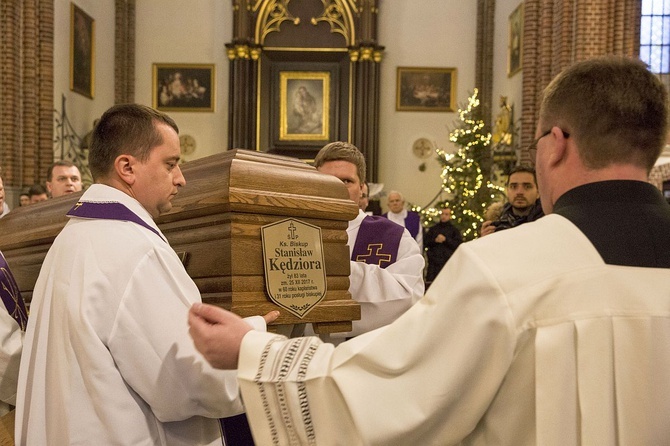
[67, 201, 166, 243]
[351, 215, 404, 269]
[382, 211, 421, 239]
[0, 252, 28, 331]
[404, 211, 421, 239]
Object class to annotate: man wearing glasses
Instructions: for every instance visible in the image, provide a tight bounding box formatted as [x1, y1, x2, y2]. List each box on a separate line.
[189, 57, 670, 445]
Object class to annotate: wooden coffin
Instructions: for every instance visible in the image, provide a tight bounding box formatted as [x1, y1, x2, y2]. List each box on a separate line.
[0, 149, 360, 333]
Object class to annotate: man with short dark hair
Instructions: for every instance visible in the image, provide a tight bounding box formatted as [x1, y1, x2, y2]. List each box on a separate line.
[189, 57, 670, 444]
[46, 160, 82, 198]
[27, 184, 48, 204]
[480, 165, 544, 236]
[312, 142, 424, 340]
[16, 104, 277, 445]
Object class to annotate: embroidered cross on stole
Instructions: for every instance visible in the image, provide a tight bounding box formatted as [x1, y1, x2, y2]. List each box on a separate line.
[350, 215, 404, 268]
[0, 252, 29, 331]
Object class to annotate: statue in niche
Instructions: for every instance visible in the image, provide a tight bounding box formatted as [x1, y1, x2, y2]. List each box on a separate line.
[491, 96, 518, 185]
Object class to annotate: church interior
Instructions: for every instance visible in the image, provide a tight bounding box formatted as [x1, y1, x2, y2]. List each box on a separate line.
[2, 0, 670, 214]
[1, 2, 670, 443]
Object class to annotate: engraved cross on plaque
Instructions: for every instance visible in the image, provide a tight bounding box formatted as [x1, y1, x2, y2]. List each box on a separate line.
[355, 243, 392, 267]
[288, 222, 298, 240]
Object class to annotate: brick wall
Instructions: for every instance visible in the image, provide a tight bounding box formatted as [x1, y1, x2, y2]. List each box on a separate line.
[115, 0, 135, 104]
[475, 0, 495, 126]
[519, 0, 670, 189]
[0, 0, 54, 189]
[520, 0, 640, 156]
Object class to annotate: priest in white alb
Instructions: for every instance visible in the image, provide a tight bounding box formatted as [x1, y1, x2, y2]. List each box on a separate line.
[189, 57, 670, 445]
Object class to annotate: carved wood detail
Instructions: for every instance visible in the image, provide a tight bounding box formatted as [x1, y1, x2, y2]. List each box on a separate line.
[227, 0, 382, 182]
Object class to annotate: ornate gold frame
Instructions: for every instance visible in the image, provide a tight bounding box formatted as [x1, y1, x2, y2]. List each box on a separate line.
[508, 3, 523, 77]
[396, 67, 457, 112]
[152, 63, 216, 112]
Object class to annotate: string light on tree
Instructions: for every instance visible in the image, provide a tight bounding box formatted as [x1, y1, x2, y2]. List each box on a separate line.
[412, 89, 505, 241]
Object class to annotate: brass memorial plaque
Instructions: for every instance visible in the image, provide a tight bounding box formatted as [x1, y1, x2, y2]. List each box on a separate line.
[261, 218, 327, 318]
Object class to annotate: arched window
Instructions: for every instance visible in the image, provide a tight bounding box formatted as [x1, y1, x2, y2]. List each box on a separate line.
[640, 0, 670, 88]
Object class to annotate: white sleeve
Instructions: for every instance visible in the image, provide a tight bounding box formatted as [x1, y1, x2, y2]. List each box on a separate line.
[0, 310, 22, 406]
[243, 315, 267, 332]
[107, 250, 244, 422]
[237, 243, 515, 445]
[342, 228, 425, 337]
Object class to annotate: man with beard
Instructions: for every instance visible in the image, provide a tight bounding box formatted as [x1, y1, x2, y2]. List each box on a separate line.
[480, 165, 544, 236]
[188, 56, 670, 445]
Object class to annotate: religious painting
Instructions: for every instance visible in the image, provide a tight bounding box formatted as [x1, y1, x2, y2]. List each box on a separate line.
[396, 67, 456, 112]
[70, 3, 95, 99]
[152, 64, 215, 112]
[278, 71, 330, 141]
[508, 3, 524, 77]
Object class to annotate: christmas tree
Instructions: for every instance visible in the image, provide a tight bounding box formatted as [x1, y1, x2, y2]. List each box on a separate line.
[414, 89, 505, 241]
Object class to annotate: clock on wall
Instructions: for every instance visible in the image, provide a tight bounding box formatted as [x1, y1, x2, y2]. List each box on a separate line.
[179, 134, 197, 156]
[412, 137, 435, 159]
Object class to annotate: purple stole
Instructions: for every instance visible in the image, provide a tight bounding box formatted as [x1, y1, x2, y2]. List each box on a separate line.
[66, 201, 166, 243]
[351, 216, 404, 269]
[0, 252, 28, 331]
[404, 212, 421, 239]
[220, 414, 254, 445]
[383, 211, 421, 239]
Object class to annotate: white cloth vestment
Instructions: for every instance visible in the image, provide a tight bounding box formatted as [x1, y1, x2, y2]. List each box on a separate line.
[329, 209, 424, 340]
[16, 184, 263, 445]
[385, 208, 423, 251]
[237, 214, 670, 445]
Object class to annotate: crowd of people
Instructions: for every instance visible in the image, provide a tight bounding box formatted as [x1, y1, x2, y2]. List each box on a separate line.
[0, 56, 668, 444]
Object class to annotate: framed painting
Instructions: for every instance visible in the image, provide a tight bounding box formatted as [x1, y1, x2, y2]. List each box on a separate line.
[396, 67, 456, 112]
[279, 71, 330, 141]
[70, 3, 95, 99]
[508, 3, 523, 77]
[152, 63, 215, 112]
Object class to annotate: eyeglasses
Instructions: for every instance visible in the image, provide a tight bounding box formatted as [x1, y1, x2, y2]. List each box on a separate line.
[527, 128, 570, 162]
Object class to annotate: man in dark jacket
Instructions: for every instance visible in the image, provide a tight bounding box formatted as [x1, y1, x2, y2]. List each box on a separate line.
[424, 207, 462, 284]
[480, 165, 544, 236]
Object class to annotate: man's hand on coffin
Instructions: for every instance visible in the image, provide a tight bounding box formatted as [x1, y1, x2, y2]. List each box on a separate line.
[188, 303, 279, 369]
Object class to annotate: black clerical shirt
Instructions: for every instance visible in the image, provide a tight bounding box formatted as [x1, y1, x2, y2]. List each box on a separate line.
[553, 180, 670, 268]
